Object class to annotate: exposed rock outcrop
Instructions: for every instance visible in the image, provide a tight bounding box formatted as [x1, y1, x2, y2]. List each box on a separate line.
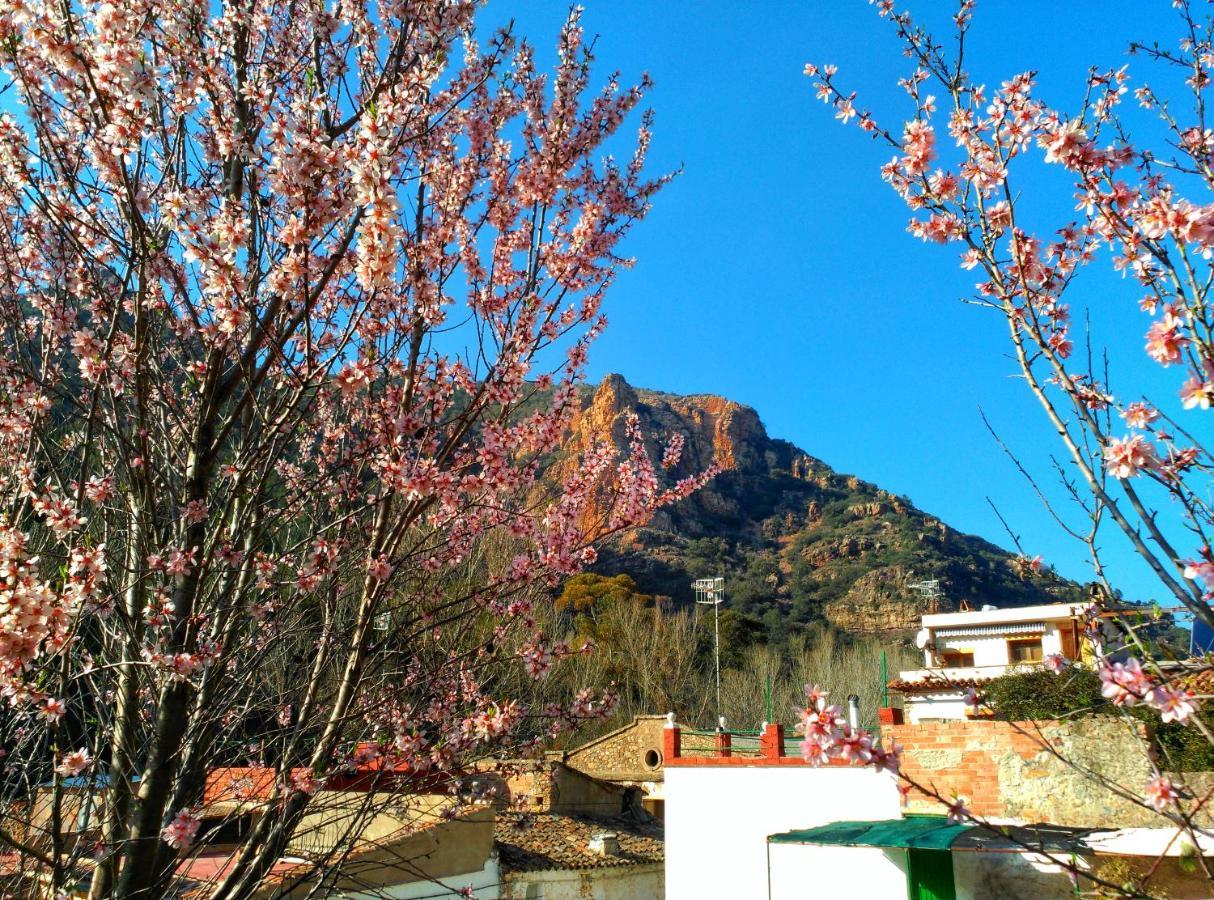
[558, 375, 1080, 635]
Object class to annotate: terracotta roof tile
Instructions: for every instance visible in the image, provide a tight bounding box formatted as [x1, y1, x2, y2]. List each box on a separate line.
[886, 675, 994, 695]
[495, 812, 662, 873]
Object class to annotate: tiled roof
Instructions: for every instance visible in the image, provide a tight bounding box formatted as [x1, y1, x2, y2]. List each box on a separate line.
[1173, 667, 1214, 695]
[495, 812, 663, 873]
[886, 676, 993, 695]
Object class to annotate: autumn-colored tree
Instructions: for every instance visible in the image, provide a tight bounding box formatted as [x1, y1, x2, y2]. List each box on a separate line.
[556, 572, 651, 615]
[0, 1, 712, 896]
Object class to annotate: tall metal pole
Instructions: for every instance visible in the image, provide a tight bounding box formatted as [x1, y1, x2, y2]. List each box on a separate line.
[714, 596, 721, 724]
[693, 577, 725, 728]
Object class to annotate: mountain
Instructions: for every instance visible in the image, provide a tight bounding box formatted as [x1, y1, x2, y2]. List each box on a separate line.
[563, 374, 1082, 637]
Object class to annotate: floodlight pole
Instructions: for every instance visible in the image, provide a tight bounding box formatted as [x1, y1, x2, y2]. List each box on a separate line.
[694, 577, 725, 727]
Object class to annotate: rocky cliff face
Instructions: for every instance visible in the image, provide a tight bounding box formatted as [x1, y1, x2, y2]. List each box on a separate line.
[563, 375, 1079, 636]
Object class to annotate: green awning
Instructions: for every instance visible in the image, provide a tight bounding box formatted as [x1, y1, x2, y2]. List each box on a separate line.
[769, 816, 971, 851]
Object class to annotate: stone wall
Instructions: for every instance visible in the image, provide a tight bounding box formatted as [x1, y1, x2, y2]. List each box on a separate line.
[476, 760, 626, 818]
[563, 715, 669, 784]
[887, 717, 1160, 827]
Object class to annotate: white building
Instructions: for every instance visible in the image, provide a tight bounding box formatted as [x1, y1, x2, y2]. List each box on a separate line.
[890, 602, 1088, 723]
[661, 721, 902, 900]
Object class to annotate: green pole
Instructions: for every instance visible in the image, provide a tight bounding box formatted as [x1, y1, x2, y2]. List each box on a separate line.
[764, 675, 773, 724]
[881, 650, 888, 709]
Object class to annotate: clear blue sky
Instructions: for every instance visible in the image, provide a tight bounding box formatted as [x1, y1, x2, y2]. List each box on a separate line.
[486, 1, 1197, 606]
[2, 2, 1187, 605]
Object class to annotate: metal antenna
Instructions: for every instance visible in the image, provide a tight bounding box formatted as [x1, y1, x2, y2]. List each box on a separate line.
[908, 578, 943, 614]
[693, 577, 725, 726]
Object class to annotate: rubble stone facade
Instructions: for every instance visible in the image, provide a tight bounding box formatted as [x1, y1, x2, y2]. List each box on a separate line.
[887, 717, 1164, 827]
[561, 715, 669, 784]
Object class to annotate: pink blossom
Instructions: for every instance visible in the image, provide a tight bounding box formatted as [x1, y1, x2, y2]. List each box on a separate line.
[1145, 775, 1180, 812]
[1043, 653, 1068, 674]
[1042, 121, 1091, 167]
[1122, 402, 1159, 429]
[805, 683, 829, 711]
[367, 555, 393, 581]
[290, 770, 321, 796]
[946, 798, 970, 824]
[40, 698, 67, 723]
[1099, 657, 1154, 706]
[84, 476, 115, 503]
[1180, 376, 1214, 410]
[56, 748, 92, 777]
[180, 500, 208, 525]
[1144, 314, 1189, 366]
[1184, 559, 1214, 586]
[162, 810, 200, 850]
[1151, 685, 1197, 724]
[1103, 435, 1157, 479]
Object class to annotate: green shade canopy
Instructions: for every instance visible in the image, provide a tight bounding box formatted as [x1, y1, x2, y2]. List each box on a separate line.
[769, 816, 972, 851]
[771, 816, 1095, 855]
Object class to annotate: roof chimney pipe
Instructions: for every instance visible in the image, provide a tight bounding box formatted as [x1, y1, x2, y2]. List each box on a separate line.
[589, 833, 621, 857]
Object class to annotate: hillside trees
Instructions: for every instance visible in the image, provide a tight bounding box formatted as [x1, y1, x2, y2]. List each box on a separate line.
[0, 1, 711, 896]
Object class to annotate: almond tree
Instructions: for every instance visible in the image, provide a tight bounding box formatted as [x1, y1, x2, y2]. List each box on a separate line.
[0, 1, 709, 896]
[796, 2, 1214, 894]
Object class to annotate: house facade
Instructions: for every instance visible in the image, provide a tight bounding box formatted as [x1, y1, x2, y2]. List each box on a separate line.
[889, 602, 1088, 722]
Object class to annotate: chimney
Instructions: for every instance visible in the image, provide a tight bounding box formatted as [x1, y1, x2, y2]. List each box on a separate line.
[589, 832, 621, 857]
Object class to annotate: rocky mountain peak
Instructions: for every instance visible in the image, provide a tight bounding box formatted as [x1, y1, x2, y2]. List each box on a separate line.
[565, 377, 1079, 636]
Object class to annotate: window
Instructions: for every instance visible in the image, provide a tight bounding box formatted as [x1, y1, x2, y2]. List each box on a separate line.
[939, 651, 974, 668]
[1008, 638, 1043, 665]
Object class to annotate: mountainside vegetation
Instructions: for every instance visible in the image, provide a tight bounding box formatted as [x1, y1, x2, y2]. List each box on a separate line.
[563, 374, 1084, 642]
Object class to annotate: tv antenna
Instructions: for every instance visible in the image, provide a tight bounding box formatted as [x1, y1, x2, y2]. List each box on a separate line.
[908, 578, 944, 613]
[693, 577, 725, 726]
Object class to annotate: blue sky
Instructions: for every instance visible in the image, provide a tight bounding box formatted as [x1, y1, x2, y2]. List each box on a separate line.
[485, 1, 1198, 606]
[2, 2, 1190, 605]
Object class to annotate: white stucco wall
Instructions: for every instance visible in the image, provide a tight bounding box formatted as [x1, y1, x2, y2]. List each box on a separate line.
[904, 694, 971, 724]
[933, 624, 1063, 668]
[664, 764, 901, 900]
[768, 842, 908, 899]
[501, 863, 662, 899]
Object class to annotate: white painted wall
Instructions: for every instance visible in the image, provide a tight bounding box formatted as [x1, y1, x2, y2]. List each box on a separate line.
[768, 842, 908, 900]
[905, 694, 971, 724]
[664, 765, 901, 900]
[500, 863, 662, 899]
[933, 624, 1064, 668]
[340, 857, 501, 899]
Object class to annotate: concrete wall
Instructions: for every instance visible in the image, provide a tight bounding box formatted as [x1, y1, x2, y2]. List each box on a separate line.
[768, 842, 908, 899]
[953, 850, 1076, 900]
[888, 718, 1158, 827]
[268, 802, 496, 898]
[664, 764, 901, 900]
[341, 858, 502, 899]
[500, 863, 662, 900]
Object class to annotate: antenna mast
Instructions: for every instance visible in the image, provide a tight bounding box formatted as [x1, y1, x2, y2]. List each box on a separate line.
[908, 578, 944, 614]
[693, 577, 725, 727]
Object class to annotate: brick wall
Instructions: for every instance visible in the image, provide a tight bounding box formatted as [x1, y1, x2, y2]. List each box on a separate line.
[887, 717, 1160, 827]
